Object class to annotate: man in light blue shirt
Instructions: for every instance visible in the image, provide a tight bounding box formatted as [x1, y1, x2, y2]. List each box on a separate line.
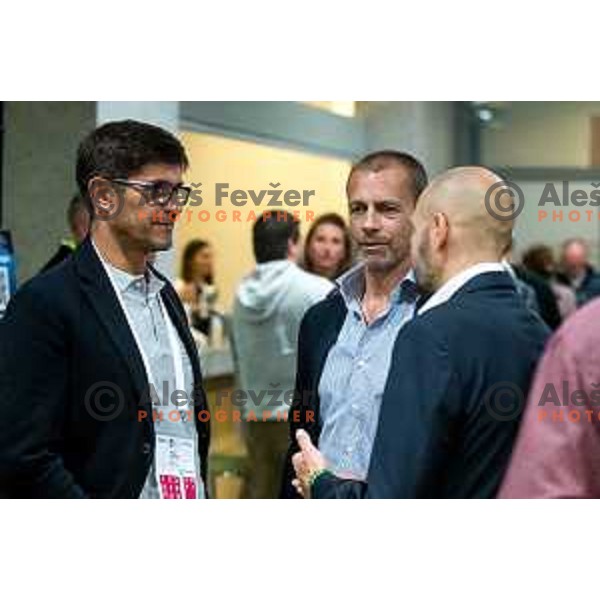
[282, 150, 428, 495]
[318, 263, 417, 479]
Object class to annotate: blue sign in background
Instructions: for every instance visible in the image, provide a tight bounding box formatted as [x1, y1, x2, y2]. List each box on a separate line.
[0, 230, 17, 316]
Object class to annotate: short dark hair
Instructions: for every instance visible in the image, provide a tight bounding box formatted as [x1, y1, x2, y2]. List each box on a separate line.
[522, 244, 555, 276]
[76, 119, 189, 215]
[346, 150, 428, 202]
[181, 239, 213, 284]
[253, 212, 300, 263]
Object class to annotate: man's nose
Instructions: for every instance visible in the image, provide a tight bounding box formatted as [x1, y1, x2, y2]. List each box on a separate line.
[164, 195, 184, 216]
[362, 207, 381, 231]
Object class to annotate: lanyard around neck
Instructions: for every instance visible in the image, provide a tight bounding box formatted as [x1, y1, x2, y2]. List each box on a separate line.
[94, 243, 185, 395]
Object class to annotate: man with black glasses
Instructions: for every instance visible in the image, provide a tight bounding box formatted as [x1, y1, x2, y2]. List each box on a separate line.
[0, 120, 210, 498]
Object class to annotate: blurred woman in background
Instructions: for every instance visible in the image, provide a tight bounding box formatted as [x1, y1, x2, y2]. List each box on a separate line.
[302, 213, 353, 280]
[176, 239, 219, 339]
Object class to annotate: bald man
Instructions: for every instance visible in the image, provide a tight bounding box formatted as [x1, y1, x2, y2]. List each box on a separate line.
[557, 238, 600, 307]
[292, 167, 550, 499]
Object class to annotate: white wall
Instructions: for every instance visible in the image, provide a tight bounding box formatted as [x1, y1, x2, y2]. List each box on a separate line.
[512, 179, 600, 265]
[482, 103, 600, 266]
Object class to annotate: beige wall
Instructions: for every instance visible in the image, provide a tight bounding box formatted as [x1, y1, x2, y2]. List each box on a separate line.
[482, 102, 600, 167]
[302, 101, 356, 117]
[177, 131, 351, 311]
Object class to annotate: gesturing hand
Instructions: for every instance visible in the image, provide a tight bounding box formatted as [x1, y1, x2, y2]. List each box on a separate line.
[291, 429, 327, 498]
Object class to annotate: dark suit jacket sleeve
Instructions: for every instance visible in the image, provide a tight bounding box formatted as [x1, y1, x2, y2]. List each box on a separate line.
[0, 284, 86, 498]
[313, 318, 458, 499]
[39, 245, 73, 274]
[280, 309, 320, 499]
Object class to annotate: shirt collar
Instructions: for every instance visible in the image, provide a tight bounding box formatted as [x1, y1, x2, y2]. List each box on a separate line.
[92, 239, 165, 297]
[336, 262, 418, 310]
[417, 262, 505, 316]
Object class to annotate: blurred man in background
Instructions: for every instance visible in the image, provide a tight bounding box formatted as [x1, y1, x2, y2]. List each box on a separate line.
[40, 193, 90, 272]
[558, 238, 600, 306]
[232, 211, 333, 498]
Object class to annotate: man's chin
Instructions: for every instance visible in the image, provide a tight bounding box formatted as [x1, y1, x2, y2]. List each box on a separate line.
[414, 268, 438, 296]
[149, 236, 173, 253]
[364, 253, 411, 274]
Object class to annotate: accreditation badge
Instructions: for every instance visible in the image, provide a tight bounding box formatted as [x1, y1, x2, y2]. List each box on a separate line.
[156, 435, 201, 499]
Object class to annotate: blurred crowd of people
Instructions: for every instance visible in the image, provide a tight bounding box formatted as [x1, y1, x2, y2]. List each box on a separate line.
[513, 238, 600, 328]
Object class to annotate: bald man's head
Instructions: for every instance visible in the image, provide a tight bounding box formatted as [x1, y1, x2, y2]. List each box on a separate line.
[411, 167, 516, 293]
[561, 238, 590, 279]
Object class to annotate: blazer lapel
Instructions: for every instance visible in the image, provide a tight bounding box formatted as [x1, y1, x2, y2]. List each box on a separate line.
[74, 237, 152, 409]
[159, 285, 204, 392]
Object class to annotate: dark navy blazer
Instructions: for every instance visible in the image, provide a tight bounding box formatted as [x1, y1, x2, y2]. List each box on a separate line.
[0, 237, 210, 498]
[291, 272, 550, 499]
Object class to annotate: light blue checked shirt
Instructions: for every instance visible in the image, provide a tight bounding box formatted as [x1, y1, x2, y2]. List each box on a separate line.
[98, 256, 203, 499]
[318, 263, 418, 480]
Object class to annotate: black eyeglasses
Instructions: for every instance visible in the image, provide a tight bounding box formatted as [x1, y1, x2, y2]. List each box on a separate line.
[110, 178, 192, 208]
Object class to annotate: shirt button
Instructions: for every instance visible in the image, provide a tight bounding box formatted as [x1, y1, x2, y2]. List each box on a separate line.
[346, 446, 353, 453]
[357, 360, 365, 368]
[351, 403, 359, 410]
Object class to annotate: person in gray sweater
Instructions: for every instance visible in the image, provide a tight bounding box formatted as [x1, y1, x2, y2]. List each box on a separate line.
[232, 211, 333, 498]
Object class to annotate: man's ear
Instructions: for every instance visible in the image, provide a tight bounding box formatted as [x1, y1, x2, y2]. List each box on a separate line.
[87, 177, 121, 220]
[430, 212, 449, 251]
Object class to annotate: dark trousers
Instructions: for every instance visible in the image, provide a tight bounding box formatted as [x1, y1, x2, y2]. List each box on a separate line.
[243, 421, 289, 499]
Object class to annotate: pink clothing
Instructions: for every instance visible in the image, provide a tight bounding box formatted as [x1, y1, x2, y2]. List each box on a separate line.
[551, 281, 577, 321]
[499, 298, 600, 498]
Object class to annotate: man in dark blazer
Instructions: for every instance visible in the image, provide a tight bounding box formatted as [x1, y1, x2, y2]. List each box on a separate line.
[291, 166, 550, 499]
[281, 150, 428, 498]
[0, 120, 209, 498]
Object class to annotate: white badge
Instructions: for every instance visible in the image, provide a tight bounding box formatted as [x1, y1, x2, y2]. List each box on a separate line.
[156, 435, 201, 499]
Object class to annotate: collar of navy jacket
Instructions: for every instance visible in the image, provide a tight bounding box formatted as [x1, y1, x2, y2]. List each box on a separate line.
[75, 236, 207, 414]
